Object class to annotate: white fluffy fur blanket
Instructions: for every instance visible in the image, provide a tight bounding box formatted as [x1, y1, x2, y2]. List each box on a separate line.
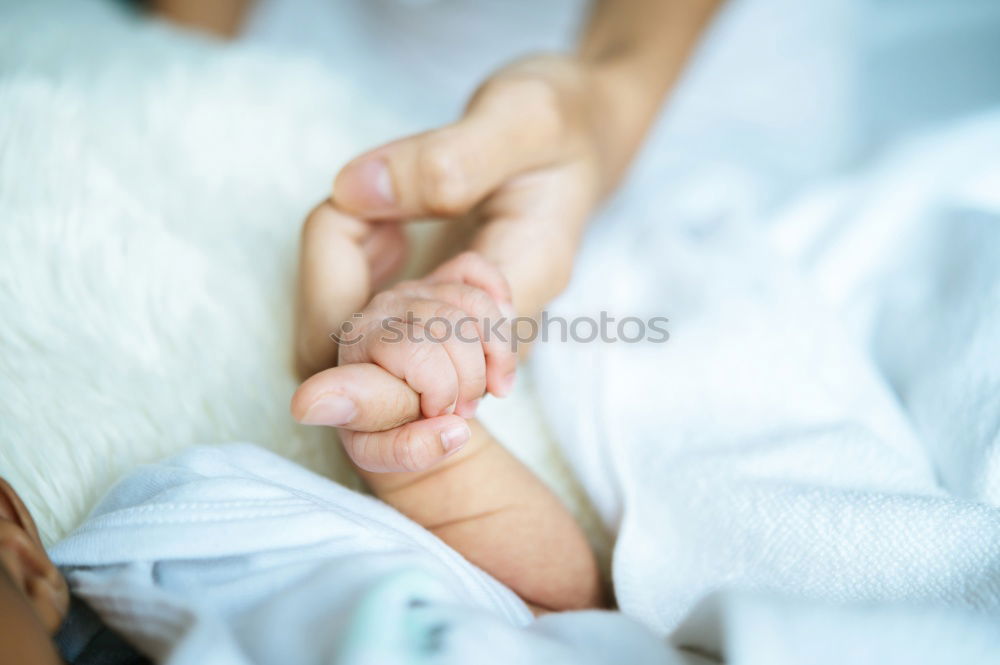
[0, 0, 596, 550]
[0, 0, 372, 542]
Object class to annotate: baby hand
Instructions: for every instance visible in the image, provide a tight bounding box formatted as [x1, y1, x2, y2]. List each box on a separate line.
[342, 251, 516, 417]
[292, 252, 517, 472]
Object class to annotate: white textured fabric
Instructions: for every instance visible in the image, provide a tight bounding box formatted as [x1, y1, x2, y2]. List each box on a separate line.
[517, 1, 1000, 656]
[532, 101, 1000, 660]
[51, 444, 677, 665]
[674, 592, 1000, 665]
[4, 0, 1000, 660]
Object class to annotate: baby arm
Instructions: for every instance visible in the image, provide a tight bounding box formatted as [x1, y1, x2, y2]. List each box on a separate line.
[294, 366, 603, 612]
[364, 419, 603, 613]
[292, 253, 603, 611]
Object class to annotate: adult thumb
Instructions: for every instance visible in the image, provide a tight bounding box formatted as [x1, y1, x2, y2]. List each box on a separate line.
[332, 79, 560, 220]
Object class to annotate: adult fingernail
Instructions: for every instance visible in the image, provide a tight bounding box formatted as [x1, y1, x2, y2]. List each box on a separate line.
[440, 424, 471, 453]
[455, 398, 480, 418]
[499, 302, 516, 321]
[339, 157, 395, 211]
[300, 394, 356, 426]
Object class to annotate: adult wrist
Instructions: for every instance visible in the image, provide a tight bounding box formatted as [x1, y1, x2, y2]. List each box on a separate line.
[580, 57, 659, 195]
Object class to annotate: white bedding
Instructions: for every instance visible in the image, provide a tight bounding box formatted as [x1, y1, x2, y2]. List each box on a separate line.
[2, 0, 1000, 662]
[52, 443, 675, 665]
[532, 109, 1000, 659]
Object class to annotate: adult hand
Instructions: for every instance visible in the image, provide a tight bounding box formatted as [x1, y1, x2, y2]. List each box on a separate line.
[296, 55, 615, 380]
[293, 252, 516, 473]
[296, 0, 722, 395]
[329, 55, 609, 321]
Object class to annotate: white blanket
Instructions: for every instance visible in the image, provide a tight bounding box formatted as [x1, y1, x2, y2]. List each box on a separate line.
[6, 0, 999, 661]
[532, 107, 1000, 661]
[51, 443, 677, 665]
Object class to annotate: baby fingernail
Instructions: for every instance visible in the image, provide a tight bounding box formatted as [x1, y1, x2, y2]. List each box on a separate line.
[455, 398, 480, 417]
[300, 395, 356, 426]
[440, 424, 471, 453]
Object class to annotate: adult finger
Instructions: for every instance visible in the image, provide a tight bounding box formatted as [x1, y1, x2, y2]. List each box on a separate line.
[340, 415, 471, 473]
[291, 363, 421, 432]
[331, 76, 564, 220]
[296, 201, 373, 378]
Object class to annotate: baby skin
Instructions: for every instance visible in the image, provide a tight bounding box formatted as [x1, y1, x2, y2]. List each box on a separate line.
[291, 206, 603, 613]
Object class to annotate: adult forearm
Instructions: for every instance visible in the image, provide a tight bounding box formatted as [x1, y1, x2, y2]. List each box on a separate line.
[580, 0, 724, 192]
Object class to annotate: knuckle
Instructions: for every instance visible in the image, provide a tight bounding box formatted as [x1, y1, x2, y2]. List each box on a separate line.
[458, 315, 482, 344]
[301, 206, 323, 239]
[364, 392, 415, 434]
[300, 201, 333, 238]
[301, 201, 361, 241]
[429, 301, 462, 324]
[384, 389, 417, 429]
[460, 285, 495, 317]
[418, 143, 468, 216]
[342, 431, 370, 467]
[390, 432, 413, 470]
[423, 315, 450, 342]
[492, 76, 565, 141]
[518, 77, 562, 119]
[406, 339, 444, 380]
[458, 251, 507, 289]
[392, 430, 434, 472]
